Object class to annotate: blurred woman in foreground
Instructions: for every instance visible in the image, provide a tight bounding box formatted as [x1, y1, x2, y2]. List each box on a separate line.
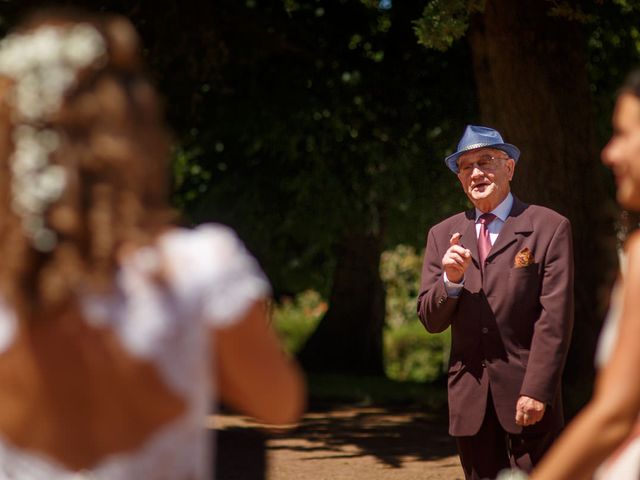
[0, 9, 304, 479]
[530, 72, 640, 479]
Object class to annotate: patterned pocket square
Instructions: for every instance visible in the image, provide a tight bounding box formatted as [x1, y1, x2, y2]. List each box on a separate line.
[514, 247, 534, 268]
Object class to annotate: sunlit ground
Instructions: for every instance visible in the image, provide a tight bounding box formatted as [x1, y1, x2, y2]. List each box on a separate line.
[211, 405, 463, 480]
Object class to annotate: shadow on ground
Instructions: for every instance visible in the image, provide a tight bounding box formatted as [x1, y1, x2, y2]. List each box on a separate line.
[215, 403, 458, 479]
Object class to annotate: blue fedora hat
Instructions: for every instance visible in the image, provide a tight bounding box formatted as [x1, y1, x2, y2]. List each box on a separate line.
[444, 125, 520, 173]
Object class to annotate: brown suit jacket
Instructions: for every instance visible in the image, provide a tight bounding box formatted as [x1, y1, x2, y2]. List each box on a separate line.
[417, 196, 574, 436]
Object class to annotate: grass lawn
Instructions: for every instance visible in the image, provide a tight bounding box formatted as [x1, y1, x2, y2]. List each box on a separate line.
[306, 373, 448, 411]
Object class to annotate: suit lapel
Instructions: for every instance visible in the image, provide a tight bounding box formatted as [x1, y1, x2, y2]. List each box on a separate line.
[487, 196, 532, 262]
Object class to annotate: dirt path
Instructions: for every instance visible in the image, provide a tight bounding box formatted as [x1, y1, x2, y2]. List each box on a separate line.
[213, 405, 464, 480]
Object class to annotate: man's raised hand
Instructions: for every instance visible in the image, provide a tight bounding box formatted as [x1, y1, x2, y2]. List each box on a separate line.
[442, 232, 471, 284]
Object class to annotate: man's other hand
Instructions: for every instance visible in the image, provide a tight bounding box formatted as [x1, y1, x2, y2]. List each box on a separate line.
[515, 395, 546, 427]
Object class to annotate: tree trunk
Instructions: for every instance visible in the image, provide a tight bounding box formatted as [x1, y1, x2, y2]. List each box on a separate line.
[468, 0, 618, 409]
[298, 231, 385, 376]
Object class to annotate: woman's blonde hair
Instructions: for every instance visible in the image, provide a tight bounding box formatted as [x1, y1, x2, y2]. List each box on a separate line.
[0, 10, 175, 317]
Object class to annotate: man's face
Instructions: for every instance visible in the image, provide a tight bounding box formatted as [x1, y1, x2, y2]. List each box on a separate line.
[602, 93, 640, 210]
[456, 147, 515, 212]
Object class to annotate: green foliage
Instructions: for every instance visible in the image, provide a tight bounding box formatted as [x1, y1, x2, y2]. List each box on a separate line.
[282, 0, 301, 13]
[612, 0, 640, 13]
[358, 0, 379, 9]
[171, 144, 209, 213]
[380, 244, 450, 382]
[380, 244, 423, 328]
[384, 322, 450, 382]
[584, 3, 640, 147]
[272, 290, 326, 354]
[546, 1, 597, 23]
[413, 0, 485, 51]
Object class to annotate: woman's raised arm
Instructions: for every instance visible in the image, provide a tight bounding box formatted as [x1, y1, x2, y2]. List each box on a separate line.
[213, 300, 306, 425]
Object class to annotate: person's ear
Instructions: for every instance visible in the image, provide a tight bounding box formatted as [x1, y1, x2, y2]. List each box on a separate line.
[507, 158, 515, 181]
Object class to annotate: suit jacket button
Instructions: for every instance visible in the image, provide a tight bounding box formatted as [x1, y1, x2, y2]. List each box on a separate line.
[481, 327, 488, 334]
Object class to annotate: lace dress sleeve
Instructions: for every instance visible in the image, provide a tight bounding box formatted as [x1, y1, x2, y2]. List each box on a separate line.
[160, 224, 271, 329]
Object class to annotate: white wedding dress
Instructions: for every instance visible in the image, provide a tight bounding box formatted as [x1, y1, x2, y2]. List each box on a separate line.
[0, 224, 270, 479]
[593, 254, 640, 480]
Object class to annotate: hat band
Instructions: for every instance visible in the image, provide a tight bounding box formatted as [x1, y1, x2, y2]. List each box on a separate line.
[460, 142, 494, 152]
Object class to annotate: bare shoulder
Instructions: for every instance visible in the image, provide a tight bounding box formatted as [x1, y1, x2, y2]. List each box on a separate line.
[625, 230, 640, 258]
[621, 232, 640, 293]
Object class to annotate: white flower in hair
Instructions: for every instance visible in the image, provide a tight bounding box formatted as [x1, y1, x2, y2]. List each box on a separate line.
[0, 25, 105, 122]
[0, 24, 106, 252]
[65, 25, 106, 66]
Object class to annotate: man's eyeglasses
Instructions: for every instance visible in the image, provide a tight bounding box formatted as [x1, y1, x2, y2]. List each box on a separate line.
[458, 154, 509, 174]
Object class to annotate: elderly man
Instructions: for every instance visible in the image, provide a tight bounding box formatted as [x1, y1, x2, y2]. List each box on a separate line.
[417, 125, 574, 479]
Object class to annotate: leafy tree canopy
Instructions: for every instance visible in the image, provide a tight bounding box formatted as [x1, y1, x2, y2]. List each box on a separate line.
[171, 0, 475, 295]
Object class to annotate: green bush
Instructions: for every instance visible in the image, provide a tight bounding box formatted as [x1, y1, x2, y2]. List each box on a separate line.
[272, 289, 325, 354]
[384, 322, 450, 382]
[380, 244, 451, 382]
[380, 244, 424, 328]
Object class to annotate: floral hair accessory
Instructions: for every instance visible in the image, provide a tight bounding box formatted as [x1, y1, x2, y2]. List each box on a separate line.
[0, 24, 106, 252]
[0, 24, 106, 121]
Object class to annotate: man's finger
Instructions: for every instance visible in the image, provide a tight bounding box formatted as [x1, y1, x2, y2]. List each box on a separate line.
[521, 411, 534, 426]
[447, 252, 468, 266]
[449, 246, 471, 260]
[444, 263, 465, 277]
[528, 412, 541, 426]
[515, 409, 525, 426]
[530, 410, 543, 425]
[449, 232, 461, 246]
[519, 407, 543, 426]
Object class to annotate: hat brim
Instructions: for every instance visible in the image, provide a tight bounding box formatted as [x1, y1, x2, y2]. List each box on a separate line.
[445, 143, 520, 173]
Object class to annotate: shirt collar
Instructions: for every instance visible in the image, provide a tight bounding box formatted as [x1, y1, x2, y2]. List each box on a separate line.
[475, 192, 513, 223]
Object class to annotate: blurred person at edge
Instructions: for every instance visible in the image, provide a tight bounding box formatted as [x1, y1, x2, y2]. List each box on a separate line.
[530, 71, 640, 480]
[0, 9, 304, 480]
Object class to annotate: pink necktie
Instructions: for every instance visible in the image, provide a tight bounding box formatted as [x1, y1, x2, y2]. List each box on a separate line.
[478, 213, 496, 272]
